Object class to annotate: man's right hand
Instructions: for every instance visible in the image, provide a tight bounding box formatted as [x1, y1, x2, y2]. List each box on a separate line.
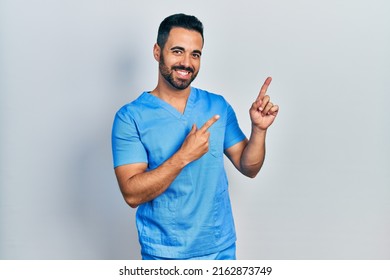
[178, 115, 220, 164]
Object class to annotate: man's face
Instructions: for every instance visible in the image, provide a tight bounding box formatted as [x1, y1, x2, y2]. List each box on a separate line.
[157, 27, 203, 90]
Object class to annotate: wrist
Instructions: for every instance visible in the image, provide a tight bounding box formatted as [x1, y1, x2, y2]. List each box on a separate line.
[172, 148, 191, 168]
[251, 124, 267, 135]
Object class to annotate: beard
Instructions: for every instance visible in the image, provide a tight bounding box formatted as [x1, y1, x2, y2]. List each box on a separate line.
[159, 53, 198, 90]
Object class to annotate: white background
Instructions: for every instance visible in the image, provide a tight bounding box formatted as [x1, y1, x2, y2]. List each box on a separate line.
[1, 0, 389, 259]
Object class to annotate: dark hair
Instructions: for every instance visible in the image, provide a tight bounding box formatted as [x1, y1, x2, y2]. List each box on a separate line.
[157, 13, 204, 49]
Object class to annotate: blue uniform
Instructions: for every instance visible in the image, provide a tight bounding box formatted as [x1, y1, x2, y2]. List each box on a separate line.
[112, 87, 246, 259]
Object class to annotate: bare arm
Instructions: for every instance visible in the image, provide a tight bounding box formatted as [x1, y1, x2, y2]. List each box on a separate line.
[225, 77, 279, 178]
[115, 115, 220, 208]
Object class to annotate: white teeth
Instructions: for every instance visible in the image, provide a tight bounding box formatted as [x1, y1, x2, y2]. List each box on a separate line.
[177, 70, 189, 76]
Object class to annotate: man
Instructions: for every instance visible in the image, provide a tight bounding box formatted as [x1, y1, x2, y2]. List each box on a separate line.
[111, 13, 279, 260]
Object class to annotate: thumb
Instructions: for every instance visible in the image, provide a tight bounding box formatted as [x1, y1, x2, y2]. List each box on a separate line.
[190, 124, 197, 133]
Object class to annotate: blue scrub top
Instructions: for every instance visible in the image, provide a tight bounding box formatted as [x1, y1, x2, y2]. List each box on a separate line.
[112, 87, 246, 258]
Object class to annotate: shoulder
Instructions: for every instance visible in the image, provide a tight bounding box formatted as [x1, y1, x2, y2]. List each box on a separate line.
[114, 92, 151, 121]
[192, 87, 229, 106]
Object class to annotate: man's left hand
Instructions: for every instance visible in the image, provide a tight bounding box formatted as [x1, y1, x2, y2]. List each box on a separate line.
[250, 77, 279, 131]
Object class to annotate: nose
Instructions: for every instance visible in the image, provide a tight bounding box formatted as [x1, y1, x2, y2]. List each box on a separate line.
[179, 53, 191, 68]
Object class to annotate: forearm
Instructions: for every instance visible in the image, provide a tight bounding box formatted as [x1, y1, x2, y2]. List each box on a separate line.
[120, 151, 188, 208]
[240, 126, 267, 178]
[117, 115, 220, 208]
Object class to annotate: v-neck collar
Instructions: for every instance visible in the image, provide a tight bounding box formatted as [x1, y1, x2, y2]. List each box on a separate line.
[143, 87, 196, 120]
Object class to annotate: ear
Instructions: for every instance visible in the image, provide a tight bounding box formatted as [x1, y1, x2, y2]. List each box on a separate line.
[153, 43, 161, 62]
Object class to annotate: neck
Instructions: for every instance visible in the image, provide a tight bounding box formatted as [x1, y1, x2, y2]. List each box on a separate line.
[151, 77, 191, 114]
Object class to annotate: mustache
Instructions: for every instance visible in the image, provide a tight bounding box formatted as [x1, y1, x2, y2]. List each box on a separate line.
[172, 65, 194, 73]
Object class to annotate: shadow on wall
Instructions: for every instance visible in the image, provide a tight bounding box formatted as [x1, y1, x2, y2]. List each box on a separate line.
[66, 53, 142, 260]
[73, 133, 140, 260]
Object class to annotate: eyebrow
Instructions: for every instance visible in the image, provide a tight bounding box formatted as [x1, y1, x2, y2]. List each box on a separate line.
[193, 50, 202, 56]
[170, 46, 202, 56]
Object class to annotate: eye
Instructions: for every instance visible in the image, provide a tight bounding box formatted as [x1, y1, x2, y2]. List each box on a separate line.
[172, 49, 183, 55]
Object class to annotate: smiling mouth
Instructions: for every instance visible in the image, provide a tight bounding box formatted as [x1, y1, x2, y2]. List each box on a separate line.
[175, 69, 192, 78]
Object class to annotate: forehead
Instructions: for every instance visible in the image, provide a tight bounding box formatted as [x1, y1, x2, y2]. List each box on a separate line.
[165, 27, 203, 50]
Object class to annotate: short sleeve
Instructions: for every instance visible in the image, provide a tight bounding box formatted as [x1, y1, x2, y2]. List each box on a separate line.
[111, 108, 148, 168]
[223, 103, 247, 150]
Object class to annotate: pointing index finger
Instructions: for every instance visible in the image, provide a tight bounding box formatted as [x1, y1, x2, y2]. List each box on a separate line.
[257, 76, 272, 101]
[199, 115, 220, 132]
